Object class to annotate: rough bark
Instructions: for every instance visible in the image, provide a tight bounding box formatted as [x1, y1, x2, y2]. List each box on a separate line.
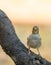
[0, 9, 51, 65]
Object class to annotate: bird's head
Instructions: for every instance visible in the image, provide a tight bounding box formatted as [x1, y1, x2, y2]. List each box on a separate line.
[32, 26, 39, 34]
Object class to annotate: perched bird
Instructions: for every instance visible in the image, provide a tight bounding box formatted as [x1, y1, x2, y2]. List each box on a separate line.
[27, 26, 41, 55]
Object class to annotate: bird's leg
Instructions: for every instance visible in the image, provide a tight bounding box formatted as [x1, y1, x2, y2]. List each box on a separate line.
[37, 48, 41, 56]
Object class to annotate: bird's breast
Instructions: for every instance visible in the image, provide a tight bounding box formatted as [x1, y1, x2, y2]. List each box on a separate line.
[27, 39, 41, 48]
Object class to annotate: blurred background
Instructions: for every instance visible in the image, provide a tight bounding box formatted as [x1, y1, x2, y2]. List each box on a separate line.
[0, 0, 51, 65]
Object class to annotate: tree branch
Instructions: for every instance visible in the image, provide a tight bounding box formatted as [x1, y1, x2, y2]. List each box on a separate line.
[0, 9, 51, 65]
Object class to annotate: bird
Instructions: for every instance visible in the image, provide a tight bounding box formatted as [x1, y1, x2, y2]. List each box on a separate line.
[27, 26, 41, 55]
